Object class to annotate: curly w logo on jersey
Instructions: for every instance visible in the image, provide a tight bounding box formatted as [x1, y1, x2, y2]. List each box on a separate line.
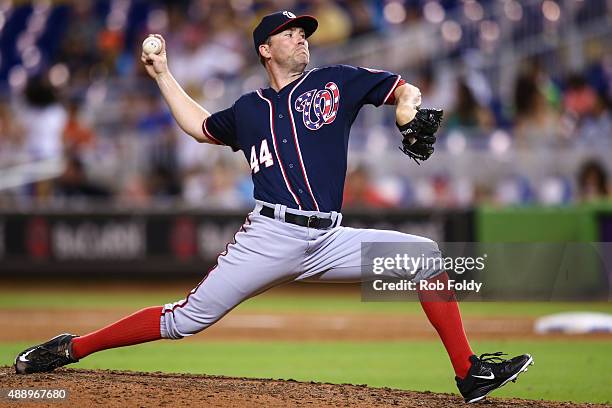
[294, 82, 340, 130]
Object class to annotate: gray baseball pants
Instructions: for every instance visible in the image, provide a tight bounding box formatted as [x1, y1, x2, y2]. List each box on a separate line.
[161, 201, 442, 339]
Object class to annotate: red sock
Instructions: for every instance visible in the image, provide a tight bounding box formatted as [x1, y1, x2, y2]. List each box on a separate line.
[71, 306, 163, 360]
[418, 272, 473, 379]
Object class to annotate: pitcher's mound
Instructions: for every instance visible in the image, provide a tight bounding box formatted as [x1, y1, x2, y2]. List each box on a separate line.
[0, 366, 603, 407]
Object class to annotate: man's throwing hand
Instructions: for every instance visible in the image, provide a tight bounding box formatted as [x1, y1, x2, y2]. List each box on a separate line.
[141, 34, 168, 79]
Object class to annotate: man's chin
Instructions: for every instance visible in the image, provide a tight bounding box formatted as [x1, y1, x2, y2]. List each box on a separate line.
[289, 55, 308, 71]
[296, 54, 309, 66]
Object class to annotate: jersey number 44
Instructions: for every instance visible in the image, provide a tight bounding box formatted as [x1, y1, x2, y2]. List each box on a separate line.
[250, 139, 274, 173]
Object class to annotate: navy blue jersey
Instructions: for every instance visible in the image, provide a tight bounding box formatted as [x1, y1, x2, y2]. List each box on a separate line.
[202, 64, 402, 212]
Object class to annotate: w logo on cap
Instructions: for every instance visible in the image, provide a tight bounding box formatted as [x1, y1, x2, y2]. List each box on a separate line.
[282, 11, 296, 18]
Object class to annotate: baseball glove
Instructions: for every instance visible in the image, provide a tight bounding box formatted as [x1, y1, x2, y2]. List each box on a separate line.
[397, 108, 443, 165]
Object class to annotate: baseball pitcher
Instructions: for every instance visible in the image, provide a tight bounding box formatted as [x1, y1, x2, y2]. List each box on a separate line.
[15, 11, 533, 403]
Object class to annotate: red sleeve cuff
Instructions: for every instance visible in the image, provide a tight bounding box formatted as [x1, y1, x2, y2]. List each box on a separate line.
[384, 78, 407, 105]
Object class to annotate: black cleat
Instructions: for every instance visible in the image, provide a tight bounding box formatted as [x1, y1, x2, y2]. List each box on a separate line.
[456, 352, 533, 403]
[14, 333, 79, 374]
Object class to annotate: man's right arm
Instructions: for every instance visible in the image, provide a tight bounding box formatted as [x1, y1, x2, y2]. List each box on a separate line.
[140, 34, 215, 144]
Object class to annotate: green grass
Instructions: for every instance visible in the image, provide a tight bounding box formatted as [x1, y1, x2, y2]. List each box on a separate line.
[1, 289, 611, 316]
[1, 340, 610, 404]
[2, 288, 611, 403]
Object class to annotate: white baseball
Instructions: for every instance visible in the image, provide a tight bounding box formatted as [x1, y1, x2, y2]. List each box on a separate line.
[142, 36, 162, 55]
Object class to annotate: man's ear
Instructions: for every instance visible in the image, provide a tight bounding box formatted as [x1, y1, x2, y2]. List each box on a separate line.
[259, 43, 271, 59]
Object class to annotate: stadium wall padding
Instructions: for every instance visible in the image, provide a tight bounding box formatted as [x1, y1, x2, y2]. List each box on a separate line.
[0, 209, 473, 277]
[475, 205, 612, 299]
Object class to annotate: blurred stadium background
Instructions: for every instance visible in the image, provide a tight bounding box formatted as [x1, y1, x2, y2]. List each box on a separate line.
[0, 0, 611, 404]
[1, 0, 611, 274]
[0, 0, 610, 209]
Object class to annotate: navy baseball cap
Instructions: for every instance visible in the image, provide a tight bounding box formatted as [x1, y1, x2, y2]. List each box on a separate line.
[253, 11, 318, 55]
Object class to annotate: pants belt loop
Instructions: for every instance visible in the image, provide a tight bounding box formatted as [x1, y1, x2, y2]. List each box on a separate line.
[335, 212, 343, 227]
[278, 205, 287, 222]
[254, 201, 263, 215]
[272, 204, 279, 220]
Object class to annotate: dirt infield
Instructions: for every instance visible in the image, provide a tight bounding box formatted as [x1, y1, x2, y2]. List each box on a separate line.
[0, 367, 608, 408]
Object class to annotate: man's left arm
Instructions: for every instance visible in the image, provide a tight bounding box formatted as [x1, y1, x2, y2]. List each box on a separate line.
[341, 66, 441, 158]
[389, 81, 443, 164]
[392, 83, 422, 126]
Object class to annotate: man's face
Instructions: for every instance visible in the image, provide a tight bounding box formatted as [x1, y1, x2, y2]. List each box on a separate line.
[264, 26, 309, 69]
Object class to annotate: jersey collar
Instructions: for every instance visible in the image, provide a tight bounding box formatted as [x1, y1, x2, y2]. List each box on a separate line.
[262, 69, 315, 97]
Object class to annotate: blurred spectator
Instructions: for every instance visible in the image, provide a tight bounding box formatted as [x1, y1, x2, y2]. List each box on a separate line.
[563, 75, 612, 145]
[513, 71, 561, 148]
[343, 166, 394, 209]
[57, 1, 104, 91]
[577, 160, 611, 203]
[343, 0, 376, 37]
[169, 11, 245, 88]
[495, 175, 535, 206]
[305, 0, 352, 46]
[418, 174, 465, 208]
[577, 91, 612, 145]
[136, 93, 174, 135]
[135, 92, 178, 175]
[97, 28, 125, 75]
[0, 101, 26, 166]
[0, 0, 610, 209]
[414, 65, 455, 112]
[203, 160, 245, 209]
[55, 155, 110, 199]
[473, 183, 495, 206]
[564, 74, 599, 117]
[149, 165, 181, 200]
[537, 176, 572, 206]
[533, 61, 563, 111]
[17, 76, 68, 161]
[63, 99, 96, 155]
[117, 175, 152, 207]
[182, 169, 208, 205]
[446, 79, 495, 131]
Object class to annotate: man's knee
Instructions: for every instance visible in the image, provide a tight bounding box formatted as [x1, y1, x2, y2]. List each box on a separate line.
[400, 235, 441, 261]
[413, 239, 444, 281]
[392, 236, 442, 280]
[422, 239, 441, 259]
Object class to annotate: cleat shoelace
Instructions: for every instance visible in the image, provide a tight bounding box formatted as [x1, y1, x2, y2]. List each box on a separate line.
[479, 352, 508, 364]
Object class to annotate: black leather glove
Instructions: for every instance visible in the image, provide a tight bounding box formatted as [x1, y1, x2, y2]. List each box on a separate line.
[397, 108, 443, 164]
